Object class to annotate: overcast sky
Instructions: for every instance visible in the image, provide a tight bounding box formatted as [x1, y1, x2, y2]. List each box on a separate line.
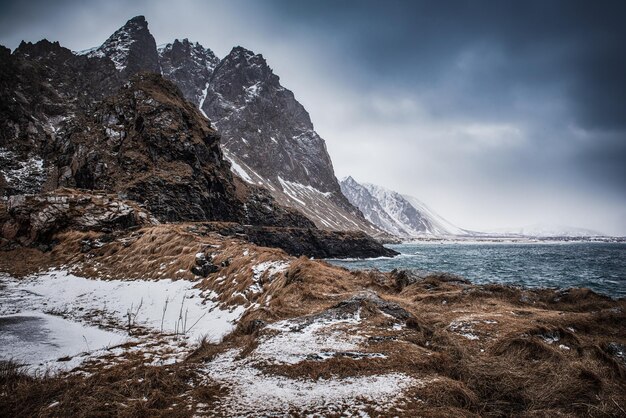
[2, 0, 625, 235]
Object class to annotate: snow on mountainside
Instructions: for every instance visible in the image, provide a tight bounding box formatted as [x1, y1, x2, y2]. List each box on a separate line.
[174, 44, 380, 235]
[158, 39, 219, 107]
[87, 15, 160, 76]
[68, 16, 382, 235]
[340, 176, 466, 238]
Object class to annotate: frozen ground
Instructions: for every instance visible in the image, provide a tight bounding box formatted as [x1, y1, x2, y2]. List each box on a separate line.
[202, 309, 418, 416]
[0, 312, 126, 373]
[0, 270, 246, 373]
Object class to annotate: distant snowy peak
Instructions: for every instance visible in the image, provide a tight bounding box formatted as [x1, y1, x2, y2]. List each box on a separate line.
[340, 177, 466, 238]
[88, 15, 160, 75]
[492, 224, 605, 238]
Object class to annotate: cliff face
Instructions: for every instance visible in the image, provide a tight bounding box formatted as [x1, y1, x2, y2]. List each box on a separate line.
[158, 38, 219, 107]
[44, 72, 313, 227]
[86, 15, 161, 78]
[197, 46, 382, 235]
[0, 15, 395, 258]
[154, 35, 382, 235]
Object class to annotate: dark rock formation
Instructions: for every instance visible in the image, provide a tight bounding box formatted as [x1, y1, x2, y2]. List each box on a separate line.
[158, 39, 219, 107]
[45, 72, 312, 227]
[194, 222, 399, 259]
[87, 15, 161, 78]
[0, 188, 156, 248]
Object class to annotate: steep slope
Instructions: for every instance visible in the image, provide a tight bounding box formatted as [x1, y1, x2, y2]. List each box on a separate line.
[85, 15, 160, 77]
[158, 39, 219, 107]
[45, 72, 312, 227]
[194, 46, 382, 235]
[74, 16, 381, 236]
[340, 177, 466, 238]
[0, 40, 121, 195]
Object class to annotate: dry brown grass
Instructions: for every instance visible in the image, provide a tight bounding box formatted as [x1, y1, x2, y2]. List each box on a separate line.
[1, 224, 625, 417]
[0, 357, 226, 418]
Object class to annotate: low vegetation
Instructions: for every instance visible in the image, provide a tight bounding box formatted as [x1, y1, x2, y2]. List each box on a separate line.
[1, 225, 625, 416]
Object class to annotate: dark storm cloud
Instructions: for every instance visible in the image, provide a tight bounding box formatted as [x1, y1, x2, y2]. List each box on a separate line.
[266, 0, 626, 130]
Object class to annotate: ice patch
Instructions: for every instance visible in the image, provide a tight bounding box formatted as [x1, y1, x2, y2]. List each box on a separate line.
[0, 271, 244, 343]
[0, 312, 126, 373]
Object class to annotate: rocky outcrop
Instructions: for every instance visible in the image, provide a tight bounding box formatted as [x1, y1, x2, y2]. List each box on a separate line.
[158, 39, 219, 107]
[0, 188, 156, 248]
[44, 72, 312, 228]
[0, 39, 121, 195]
[194, 222, 399, 259]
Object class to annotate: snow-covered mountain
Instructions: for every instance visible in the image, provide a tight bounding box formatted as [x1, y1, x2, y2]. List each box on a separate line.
[86, 15, 160, 76]
[491, 224, 605, 238]
[340, 177, 467, 238]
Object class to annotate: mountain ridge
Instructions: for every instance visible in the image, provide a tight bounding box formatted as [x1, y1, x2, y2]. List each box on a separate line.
[340, 176, 467, 238]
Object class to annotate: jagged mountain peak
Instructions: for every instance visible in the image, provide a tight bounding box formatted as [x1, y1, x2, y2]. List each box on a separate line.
[341, 176, 359, 186]
[158, 38, 219, 107]
[13, 39, 69, 59]
[89, 14, 159, 75]
[219, 46, 278, 85]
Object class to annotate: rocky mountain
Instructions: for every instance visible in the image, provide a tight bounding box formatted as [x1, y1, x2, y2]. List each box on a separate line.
[84, 15, 161, 78]
[340, 176, 467, 238]
[158, 39, 219, 107]
[67, 15, 382, 235]
[154, 38, 381, 235]
[0, 17, 393, 258]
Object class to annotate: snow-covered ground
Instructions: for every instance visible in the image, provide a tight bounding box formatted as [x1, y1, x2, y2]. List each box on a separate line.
[201, 307, 417, 416]
[0, 312, 126, 373]
[0, 270, 246, 373]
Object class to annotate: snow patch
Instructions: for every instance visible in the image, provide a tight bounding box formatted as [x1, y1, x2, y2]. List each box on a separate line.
[224, 154, 253, 183]
[204, 347, 416, 416]
[253, 310, 363, 365]
[0, 271, 244, 345]
[198, 82, 210, 118]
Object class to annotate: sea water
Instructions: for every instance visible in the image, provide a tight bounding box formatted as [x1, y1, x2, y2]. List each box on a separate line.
[328, 242, 626, 298]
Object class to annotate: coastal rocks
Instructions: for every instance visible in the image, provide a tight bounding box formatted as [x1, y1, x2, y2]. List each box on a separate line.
[0, 189, 156, 248]
[197, 223, 398, 259]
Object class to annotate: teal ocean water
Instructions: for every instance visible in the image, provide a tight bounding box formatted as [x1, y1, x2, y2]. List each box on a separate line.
[328, 242, 626, 298]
